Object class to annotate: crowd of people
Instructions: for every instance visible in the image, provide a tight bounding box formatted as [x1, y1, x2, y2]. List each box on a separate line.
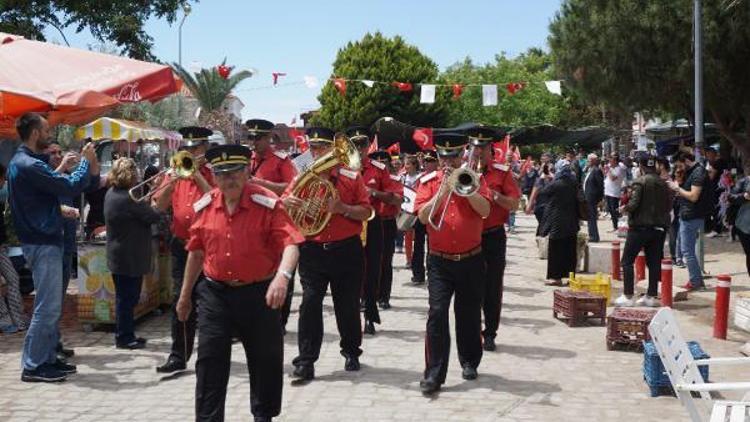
[4, 110, 750, 422]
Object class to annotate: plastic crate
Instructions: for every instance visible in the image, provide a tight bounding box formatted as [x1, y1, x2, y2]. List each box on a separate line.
[568, 272, 611, 305]
[553, 289, 607, 327]
[606, 308, 658, 351]
[642, 340, 709, 397]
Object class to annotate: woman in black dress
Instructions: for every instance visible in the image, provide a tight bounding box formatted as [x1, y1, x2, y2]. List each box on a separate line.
[541, 165, 580, 286]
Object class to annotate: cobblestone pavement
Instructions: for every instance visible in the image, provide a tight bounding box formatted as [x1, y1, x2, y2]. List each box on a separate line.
[2, 214, 750, 421]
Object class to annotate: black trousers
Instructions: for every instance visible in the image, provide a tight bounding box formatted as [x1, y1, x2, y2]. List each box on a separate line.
[411, 221, 427, 282]
[280, 268, 296, 329]
[534, 206, 546, 237]
[112, 274, 143, 346]
[586, 198, 600, 242]
[605, 196, 620, 231]
[622, 227, 666, 297]
[170, 238, 199, 364]
[738, 230, 750, 276]
[195, 279, 282, 421]
[362, 217, 383, 323]
[379, 218, 397, 303]
[293, 237, 364, 367]
[424, 253, 484, 384]
[481, 229, 506, 340]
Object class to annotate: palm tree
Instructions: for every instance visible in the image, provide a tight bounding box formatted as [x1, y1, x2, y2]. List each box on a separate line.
[171, 59, 253, 142]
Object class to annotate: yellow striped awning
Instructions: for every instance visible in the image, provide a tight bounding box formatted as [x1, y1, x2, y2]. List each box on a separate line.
[74, 117, 182, 143]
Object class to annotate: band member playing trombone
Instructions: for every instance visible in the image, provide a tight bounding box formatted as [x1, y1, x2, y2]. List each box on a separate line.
[283, 127, 373, 381]
[347, 127, 402, 335]
[154, 126, 214, 373]
[466, 127, 520, 352]
[414, 132, 491, 395]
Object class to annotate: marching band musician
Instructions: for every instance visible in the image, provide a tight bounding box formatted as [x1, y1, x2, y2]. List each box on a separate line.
[414, 133, 491, 395]
[466, 127, 521, 352]
[347, 127, 402, 335]
[410, 150, 439, 285]
[284, 127, 374, 381]
[368, 150, 404, 310]
[154, 126, 214, 374]
[243, 118, 299, 333]
[176, 144, 303, 422]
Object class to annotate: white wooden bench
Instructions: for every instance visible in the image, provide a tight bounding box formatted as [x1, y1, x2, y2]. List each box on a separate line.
[648, 308, 750, 422]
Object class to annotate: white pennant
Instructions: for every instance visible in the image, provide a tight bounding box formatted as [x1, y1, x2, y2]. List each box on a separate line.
[482, 84, 498, 106]
[303, 76, 318, 88]
[545, 80, 562, 95]
[362, 80, 375, 87]
[420, 84, 435, 104]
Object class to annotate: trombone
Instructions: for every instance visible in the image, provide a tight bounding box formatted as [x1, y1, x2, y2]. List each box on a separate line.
[128, 150, 202, 202]
[426, 162, 481, 230]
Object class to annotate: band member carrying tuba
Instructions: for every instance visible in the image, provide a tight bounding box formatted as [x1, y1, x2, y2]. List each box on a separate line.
[466, 126, 520, 352]
[283, 127, 374, 381]
[413, 132, 491, 395]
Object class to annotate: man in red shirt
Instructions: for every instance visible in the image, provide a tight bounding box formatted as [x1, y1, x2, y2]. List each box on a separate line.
[283, 127, 373, 381]
[154, 126, 214, 373]
[410, 150, 438, 285]
[244, 119, 297, 195]
[176, 144, 302, 422]
[466, 126, 521, 352]
[368, 150, 404, 310]
[244, 119, 299, 333]
[414, 132, 491, 395]
[346, 127, 402, 334]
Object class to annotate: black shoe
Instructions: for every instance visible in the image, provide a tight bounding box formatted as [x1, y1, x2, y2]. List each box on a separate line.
[344, 356, 360, 372]
[359, 300, 366, 311]
[21, 364, 67, 383]
[56, 344, 74, 358]
[135, 337, 147, 344]
[379, 300, 391, 310]
[116, 340, 146, 350]
[282, 326, 287, 336]
[364, 320, 376, 335]
[254, 417, 272, 422]
[156, 357, 186, 373]
[483, 336, 496, 352]
[291, 365, 314, 381]
[461, 365, 478, 380]
[419, 378, 441, 395]
[52, 359, 77, 375]
[411, 277, 425, 285]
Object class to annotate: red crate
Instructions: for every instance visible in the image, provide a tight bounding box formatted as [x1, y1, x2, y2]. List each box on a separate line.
[553, 289, 607, 327]
[606, 308, 658, 351]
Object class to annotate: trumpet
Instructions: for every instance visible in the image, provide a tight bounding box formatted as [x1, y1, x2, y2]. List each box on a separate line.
[128, 151, 203, 202]
[427, 165, 480, 230]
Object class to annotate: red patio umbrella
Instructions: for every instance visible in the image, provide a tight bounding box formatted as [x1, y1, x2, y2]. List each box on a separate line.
[0, 32, 180, 139]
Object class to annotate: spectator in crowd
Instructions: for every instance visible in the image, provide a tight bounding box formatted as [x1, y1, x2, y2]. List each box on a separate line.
[614, 157, 671, 307]
[526, 161, 554, 237]
[521, 158, 539, 198]
[705, 147, 726, 238]
[9, 112, 99, 382]
[669, 151, 712, 291]
[0, 163, 28, 334]
[540, 165, 580, 286]
[731, 172, 750, 276]
[583, 154, 604, 242]
[604, 154, 626, 232]
[104, 158, 162, 349]
[401, 155, 421, 268]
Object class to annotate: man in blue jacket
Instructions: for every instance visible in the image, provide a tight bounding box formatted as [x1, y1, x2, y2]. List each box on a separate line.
[9, 113, 99, 382]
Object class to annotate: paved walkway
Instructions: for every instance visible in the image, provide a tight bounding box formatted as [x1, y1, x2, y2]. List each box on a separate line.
[2, 214, 750, 421]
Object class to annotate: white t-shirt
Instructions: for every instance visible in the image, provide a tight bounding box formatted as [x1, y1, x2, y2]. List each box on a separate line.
[604, 163, 625, 198]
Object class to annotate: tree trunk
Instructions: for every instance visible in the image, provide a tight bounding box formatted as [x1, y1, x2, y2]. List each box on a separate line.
[711, 109, 750, 173]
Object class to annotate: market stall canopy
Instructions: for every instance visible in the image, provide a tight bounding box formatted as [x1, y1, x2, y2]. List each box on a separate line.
[74, 117, 182, 143]
[0, 32, 180, 139]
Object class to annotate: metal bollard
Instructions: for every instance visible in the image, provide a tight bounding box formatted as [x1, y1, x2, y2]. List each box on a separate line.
[714, 274, 731, 340]
[661, 259, 673, 308]
[611, 241, 621, 281]
[636, 250, 646, 282]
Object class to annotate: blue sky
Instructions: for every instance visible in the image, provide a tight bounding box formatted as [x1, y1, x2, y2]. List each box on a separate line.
[45, 0, 562, 123]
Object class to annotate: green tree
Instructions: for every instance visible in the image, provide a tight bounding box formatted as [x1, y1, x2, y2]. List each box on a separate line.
[314, 32, 449, 130]
[0, 0, 196, 60]
[549, 0, 750, 161]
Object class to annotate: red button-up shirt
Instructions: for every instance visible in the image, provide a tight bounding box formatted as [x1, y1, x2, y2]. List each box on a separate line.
[186, 183, 304, 283]
[482, 162, 521, 230]
[378, 174, 403, 218]
[158, 165, 215, 241]
[414, 170, 491, 254]
[249, 148, 297, 184]
[361, 160, 402, 218]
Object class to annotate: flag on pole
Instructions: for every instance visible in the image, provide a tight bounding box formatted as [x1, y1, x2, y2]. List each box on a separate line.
[412, 127, 434, 150]
[367, 134, 379, 154]
[420, 84, 435, 104]
[482, 84, 498, 106]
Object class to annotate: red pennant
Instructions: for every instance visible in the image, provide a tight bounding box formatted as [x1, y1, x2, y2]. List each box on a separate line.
[217, 65, 231, 79]
[367, 134, 379, 154]
[412, 128, 434, 150]
[493, 135, 511, 162]
[386, 142, 401, 156]
[506, 82, 525, 95]
[272, 72, 287, 85]
[452, 84, 463, 100]
[333, 78, 347, 96]
[391, 82, 413, 92]
[289, 128, 308, 153]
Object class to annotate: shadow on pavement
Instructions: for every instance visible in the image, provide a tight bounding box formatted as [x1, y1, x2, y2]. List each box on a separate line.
[495, 343, 576, 360]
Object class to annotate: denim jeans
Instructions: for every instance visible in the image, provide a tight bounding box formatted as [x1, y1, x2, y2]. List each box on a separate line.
[21, 244, 63, 370]
[112, 274, 143, 345]
[679, 217, 704, 287]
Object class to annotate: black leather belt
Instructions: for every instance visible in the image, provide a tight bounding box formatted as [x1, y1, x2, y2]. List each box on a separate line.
[430, 246, 482, 261]
[483, 225, 504, 235]
[205, 275, 273, 288]
[308, 235, 360, 251]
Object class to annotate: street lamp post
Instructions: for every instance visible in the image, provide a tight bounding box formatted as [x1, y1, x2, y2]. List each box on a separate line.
[177, 3, 191, 121]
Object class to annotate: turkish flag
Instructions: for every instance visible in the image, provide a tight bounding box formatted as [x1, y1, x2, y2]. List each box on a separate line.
[452, 84, 463, 100]
[506, 82, 525, 95]
[391, 82, 413, 92]
[333, 78, 347, 96]
[387, 142, 401, 156]
[367, 134, 379, 154]
[412, 127, 434, 150]
[493, 134, 511, 162]
[289, 128, 308, 153]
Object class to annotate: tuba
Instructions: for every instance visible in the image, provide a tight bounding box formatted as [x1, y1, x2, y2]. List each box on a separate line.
[287, 134, 361, 236]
